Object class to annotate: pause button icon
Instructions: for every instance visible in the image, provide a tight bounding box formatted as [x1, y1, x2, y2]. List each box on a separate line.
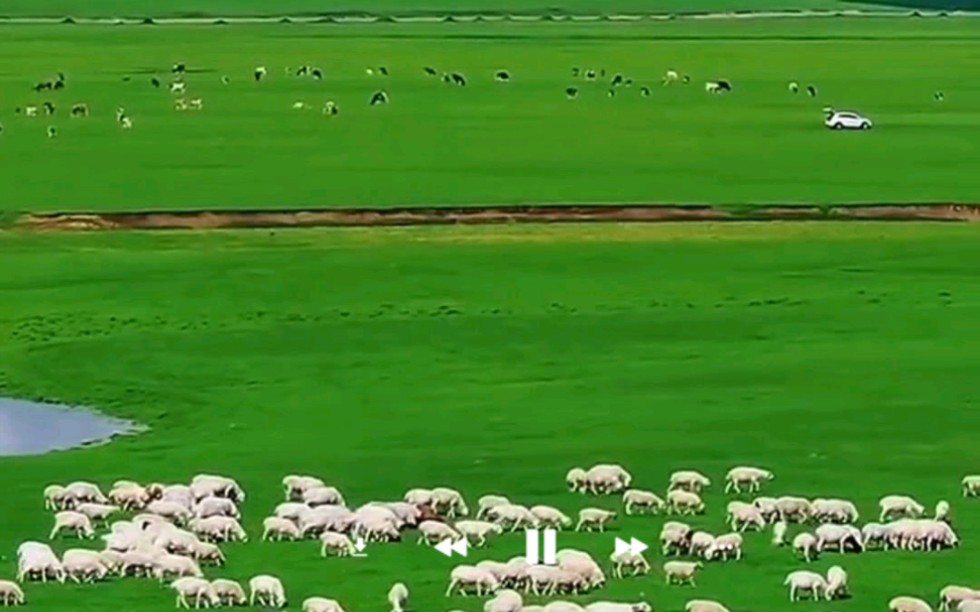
[525, 529, 557, 565]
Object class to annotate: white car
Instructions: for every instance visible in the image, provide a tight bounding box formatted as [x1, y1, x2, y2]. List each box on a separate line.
[825, 111, 872, 130]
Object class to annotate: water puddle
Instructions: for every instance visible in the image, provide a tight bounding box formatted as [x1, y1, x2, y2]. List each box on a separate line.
[0, 398, 144, 457]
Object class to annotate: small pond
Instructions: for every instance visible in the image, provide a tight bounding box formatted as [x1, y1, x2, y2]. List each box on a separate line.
[0, 397, 144, 457]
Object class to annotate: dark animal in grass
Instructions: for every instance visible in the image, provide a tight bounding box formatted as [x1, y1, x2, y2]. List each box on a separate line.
[122, 75, 132, 82]
[254, 67, 267, 81]
[608, 88, 615, 98]
[625, 78, 633, 87]
[424, 66, 437, 76]
[717, 80, 732, 92]
[565, 87, 578, 99]
[572, 67, 580, 77]
[585, 70, 596, 80]
[172, 63, 186, 74]
[934, 91, 944, 101]
[442, 73, 451, 83]
[0, 122, 4, 135]
[53, 80, 65, 91]
[806, 85, 817, 97]
[151, 77, 161, 88]
[58, 72, 66, 82]
[311, 68, 322, 80]
[379, 66, 388, 76]
[47, 126, 57, 138]
[611, 74, 623, 86]
[221, 75, 230, 84]
[296, 65, 309, 76]
[43, 101, 55, 115]
[71, 103, 88, 117]
[600, 68, 606, 77]
[495, 70, 510, 82]
[640, 86, 650, 97]
[370, 90, 389, 106]
[682, 75, 691, 84]
[34, 81, 53, 92]
[451, 72, 466, 86]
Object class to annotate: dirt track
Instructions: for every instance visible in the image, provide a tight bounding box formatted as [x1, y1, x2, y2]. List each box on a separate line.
[17, 204, 980, 231]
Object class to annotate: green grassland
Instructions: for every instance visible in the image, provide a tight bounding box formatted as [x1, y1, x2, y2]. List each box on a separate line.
[0, 223, 978, 611]
[1, 18, 979, 213]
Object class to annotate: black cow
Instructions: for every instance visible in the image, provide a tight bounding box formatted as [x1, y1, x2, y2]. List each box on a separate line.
[495, 70, 510, 82]
[565, 87, 578, 99]
[611, 74, 623, 86]
[172, 63, 186, 74]
[717, 80, 732, 92]
[640, 86, 650, 97]
[370, 90, 389, 106]
[424, 66, 437, 76]
[43, 101, 55, 115]
[151, 77, 161, 88]
[379, 66, 388, 76]
[451, 72, 466, 86]
[806, 85, 817, 97]
[53, 80, 64, 90]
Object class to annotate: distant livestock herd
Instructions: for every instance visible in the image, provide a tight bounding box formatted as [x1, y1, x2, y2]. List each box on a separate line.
[1, 468, 978, 611]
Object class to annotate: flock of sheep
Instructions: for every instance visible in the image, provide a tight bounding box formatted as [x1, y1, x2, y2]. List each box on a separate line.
[1, 468, 978, 611]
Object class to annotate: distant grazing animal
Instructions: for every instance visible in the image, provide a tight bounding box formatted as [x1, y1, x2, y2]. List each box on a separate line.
[624, 78, 633, 86]
[789, 81, 799, 93]
[296, 66, 309, 76]
[323, 101, 338, 115]
[424, 67, 437, 76]
[682, 75, 691, 84]
[934, 91, 944, 101]
[116, 107, 127, 121]
[706, 80, 731, 93]
[47, 126, 57, 138]
[366, 67, 374, 76]
[174, 98, 187, 111]
[122, 75, 131, 82]
[600, 68, 606, 77]
[292, 101, 307, 110]
[25, 105, 38, 117]
[611, 74, 624, 86]
[451, 73, 466, 86]
[572, 67, 580, 77]
[379, 66, 389, 76]
[53, 80, 65, 90]
[565, 87, 578, 99]
[120, 116, 133, 129]
[58, 72, 66, 82]
[0, 122, 4, 135]
[663, 69, 679, 84]
[71, 103, 88, 117]
[221, 75, 230, 84]
[806, 85, 817, 97]
[34, 81, 53, 92]
[254, 66, 267, 81]
[151, 77, 160, 88]
[170, 82, 186, 94]
[172, 63, 186, 74]
[311, 69, 322, 80]
[495, 70, 510, 82]
[641, 86, 650, 97]
[370, 90, 389, 106]
[189, 98, 203, 110]
[43, 101, 55, 115]
[608, 88, 615, 98]
[585, 70, 596, 80]
[442, 73, 451, 83]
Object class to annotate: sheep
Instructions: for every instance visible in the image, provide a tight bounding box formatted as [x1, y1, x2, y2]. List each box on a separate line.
[477, 495, 511, 519]
[789, 81, 799, 93]
[792, 532, 819, 562]
[584, 464, 631, 493]
[148, 500, 193, 525]
[776, 496, 812, 523]
[685, 602, 732, 612]
[263, 516, 301, 541]
[304, 597, 346, 612]
[576, 508, 616, 532]
[375, 502, 420, 527]
[725, 466, 773, 493]
[565, 87, 578, 99]
[669, 470, 711, 493]
[807, 85, 818, 97]
[303, 486, 345, 507]
[66, 481, 108, 504]
[189, 474, 244, 503]
[370, 90, 389, 106]
[320, 532, 356, 557]
[50, 510, 95, 539]
[705, 533, 743, 561]
[432, 487, 468, 517]
[160, 485, 194, 509]
[622, 489, 664, 515]
[773, 521, 788, 546]
[688, 531, 716, 558]
[99, 550, 125, 575]
[785, 570, 828, 601]
[959, 602, 980, 612]
[447, 565, 499, 596]
[0, 580, 25, 606]
[526, 566, 582, 596]
[196, 496, 240, 519]
[935, 500, 951, 523]
[962, 475, 980, 497]
[451, 72, 466, 86]
[417, 520, 459, 545]
[189, 541, 225, 566]
[249, 575, 286, 608]
[190, 516, 247, 543]
[556, 549, 605, 589]
[495, 70, 511, 82]
[484, 589, 522, 612]
[170, 82, 186, 94]
[254, 66, 267, 81]
[25, 106, 38, 117]
[861, 522, 890, 549]
[404, 488, 435, 507]
[171, 576, 218, 609]
[43, 485, 74, 510]
[890, 596, 933, 612]
[500, 556, 530, 589]
[880, 495, 925, 521]
[584, 603, 651, 612]
[826, 565, 849, 600]
[663, 560, 701, 586]
[667, 490, 704, 515]
[456, 520, 503, 546]
[120, 549, 158, 578]
[754, 497, 780, 523]
[17, 543, 65, 583]
[299, 505, 354, 537]
[46, 126, 57, 139]
[211, 579, 247, 606]
[486, 503, 538, 531]
[566, 468, 588, 492]
[151, 77, 161, 88]
[816, 524, 864, 553]
[388, 582, 409, 612]
[351, 505, 401, 541]
[283, 475, 325, 500]
[188, 98, 203, 110]
[424, 67, 437, 76]
[531, 505, 573, 529]
[727, 501, 765, 532]
[153, 553, 203, 583]
[76, 502, 120, 524]
[62, 548, 110, 582]
[108, 484, 149, 510]
[610, 549, 649, 578]
[275, 502, 309, 522]
[663, 69, 679, 85]
[940, 587, 980, 611]
[660, 521, 693, 556]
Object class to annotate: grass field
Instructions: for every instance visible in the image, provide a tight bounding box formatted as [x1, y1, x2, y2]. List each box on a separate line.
[1, 18, 979, 213]
[0, 223, 978, 611]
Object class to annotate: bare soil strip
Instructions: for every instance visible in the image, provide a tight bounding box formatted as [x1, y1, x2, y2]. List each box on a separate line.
[17, 205, 980, 231]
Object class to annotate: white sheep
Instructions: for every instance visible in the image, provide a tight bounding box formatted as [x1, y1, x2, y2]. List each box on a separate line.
[935, 500, 951, 523]
[685, 600, 730, 612]
[211, 579, 247, 606]
[688, 531, 716, 558]
[194, 496, 239, 520]
[939, 586, 980, 611]
[776, 496, 812, 523]
[109, 484, 150, 510]
[377, 502, 421, 527]
[99, 550, 125, 575]
[304, 597, 347, 612]
[667, 490, 705, 515]
[477, 495, 511, 519]
[811, 498, 860, 524]
[484, 589, 523, 612]
[154, 528, 201, 556]
[456, 520, 503, 546]
[190, 516, 247, 543]
[416, 520, 460, 545]
[525, 566, 581, 596]
[576, 508, 616, 532]
[785, 570, 828, 601]
[154, 553, 203, 583]
[959, 602, 980, 612]
[816, 523, 864, 553]
[189, 474, 244, 504]
[18, 551, 65, 583]
[889, 596, 933, 612]
[861, 522, 891, 550]
[610, 550, 649, 578]
[447, 565, 499, 596]
[486, 503, 539, 531]
[299, 506, 354, 537]
[43, 484, 74, 510]
[668, 470, 711, 492]
[962, 475, 980, 497]
[283, 475, 324, 501]
[585, 464, 632, 494]
[474, 562, 509, 590]
[724, 466, 773, 493]
[0, 580, 25, 606]
[432, 487, 468, 517]
[148, 500, 193, 525]
[403, 488, 434, 507]
[705, 533, 743, 561]
[76, 502, 121, 524]
[530, 505, 572, 529]
[663, 560, 702, 586]
[622, 489, 664, 515]
[773, 521, 788, 546]
[160, 485, 194, 509]
[660, 521, 693, 556]
[753, 497, 781, 523]
[120, 549, 158, 578]
[62, 548, 110, 582]
[189, 541, 224, 566]
[263, 517, 301, 541]
[556, 549, 605, 589]
[320, 532, 355, 557]
[249, 575, 286, 608]
[50, 510, 95, 539]
[275, 502, 310, 522]
[566, 468, 589, 493]
[388, 582, 409, 612]
[826, 565, 849, 599]
[879, 495, 925, 521]
[792, 532, 819, 562]
[727, 501, 765, 532]
[303, 486, 346, 507]
[171, 576, 218, 609]
[65, 481, 108, 504]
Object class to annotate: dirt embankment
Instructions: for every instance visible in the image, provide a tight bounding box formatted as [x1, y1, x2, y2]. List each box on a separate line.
[16, 204, 980, 231]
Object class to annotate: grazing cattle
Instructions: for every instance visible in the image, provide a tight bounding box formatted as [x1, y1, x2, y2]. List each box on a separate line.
[296, 66, 309, 76]
[71, 103, 88, 117]
[611, 74, 624, 86]
[424, 67, 437, 76]
[565, 87, 578, 99]
[323, 101, 338, 115]
[663, 69, 679, 84]
[585, 70, 596, 80]
[151, 77, 160, 88]
[47, 126, 57, 138]
[170, 82, 186, 94]
[43, 101, 55, 115]
[221, 75, 230, 84]
[934, 91, 944, 101]
[495, 70, 510, 82]
[451, 73, 466, 86]
[641, 86, 651, 97]
[312, 69, 322, 80]
[379, 66, 389, 76]
[254, 66, 267, 81]
[172, 63, 186, 74]
[806, 85, 817, 97]
[370, 90, 389, 106]
[442, 73, 451, 83]
[789, 81, 799, 93]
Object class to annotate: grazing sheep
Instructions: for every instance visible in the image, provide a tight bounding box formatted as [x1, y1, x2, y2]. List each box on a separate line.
[770, 520, 788, 547]
[687, 531, 716, 558]
[792, 532, 819, 562]
[148, 500, 193, 525]
[172, 576, 218, 609]
[0, 580, 25, 606]
[65, 482, 108, 504]
[754, 497, 780, 523]
[190, 474, 244, 503]
[939, 586, 980, 611]
[304, 597, 346, 612]
[785, 570, 828, 601]
[262, 517, 301, 541]
[611, 74, 624, 87]
[815, 524, 864, 553]
[417, 520, 460, 545]
[405, 488, 435, 507]
[190, 516, 247, 543]
[531, 506, 573, 529]
[663, 560, 701, 586]
[812, 499, 860, 524]
[249, 575, 286, 608]
[556, 549, 606, 589]
[789, 81, 799, 93]
[194, 496, 238, 520]
[776, 496, 812, 523]
[935, 500, 951, 523]
[42, 101, 55, 115]
[487, 503, 538, 531]
[451, 72, 466, 86]
[623, 489, 664, 515]
[663, 69, 679, 84]
[576, 508, 616, 532]
[153, 553, 203, 583]
[211, 579, 246, 606]
[610, 550, 650, 578]
[725, 467, 772, 493]
[477, 495, 511, 519]
[320, 532, 355, 557]
[151, 77, 161, 88]
[170, 82, 186, 94]
[62, 548, 110, 583]
[189, 541, 224, 566]
[667, 490, 705, 515]
[50, 510, 95, 539]
[108, 483, 147, 509]
[172, 63, 186, 74]
[43, 485, 74, 510]
[221, 76, 230, 84]
[120, 116, 133, 129]
[388, 582, 409, 612]
[727, 501, 766, 532]
[880, 495, 925, 521]
[890, 596, 933, 612]
[484, 589, 522, 612]
[705, 533, 743, 561]
[566, 468, 588, 492]
[826, 565, 849, 600]
[686, 601, 729, 612]
[18, 548, 65, 583]
[807, 85, 818, 97]
[661, 521, 693, 556]
[584, 603, 650, 612]
[455, 520, 503, 546]
[312, 68, 323, 80]
[254, 66, 267, 81]
[188, 98, 203, 110]
[447, 565, 499, 596]
[495, 70, 511, 82]
[303, 486, 345, 507]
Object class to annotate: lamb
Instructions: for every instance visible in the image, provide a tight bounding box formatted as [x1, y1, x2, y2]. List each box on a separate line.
[484, 589, 522, 612]
[263, 517, 301, 541]
[283, 475, 325, 501]
[669, 470, 711, 493]
[622, 489, 664, 515]
[211, 579, 247, 606]
[194, 496, 239, 520]
[0, 580, 25, 606]
[660, 521, 693, 556]
[773, 521, 788, 546]
[477, 495, 511, 519]
[610, 549, 649, 578]
[531, 505, 573, 529]
[663, 560, 702, 586]
[50, 510, 95, 539]
[705, 533, 743, 561]
[43, 484, 74, 510]
[727, 501, 765, 531]
[320, 532, 356, 557]
[486, 503, 539, 531]
[303, 486, 345, 507]
[456, 520, 503, 546]
[890, 596, 933, 612]
[785, 570, 828, 601]
[667, 490, 705, 515]
[388, 582, 409, 612]
[584, 464, 632, 494]
[566, 468, 589, 493]
[962, 475, 980, 497]
[249, 575, 286, 608]
[62, 548, 110, 582]
[576, 508, 616, 532]
[304, 597, 347, 612]
[879, 495, 926, 521]
[417, 520, 460, 544]
[171, 576, 218, 609]
[148, 500, 193, 525]
[153, 553, 203, 583]
[935, 500, 951, 523]
[432, 487, 468, 517]
[725, 466, 774, 493]
[792, 532, 819, 562]
[815, 524, 864, 553]
[447, 565, 499, 596]
[825, 565, 849, 600]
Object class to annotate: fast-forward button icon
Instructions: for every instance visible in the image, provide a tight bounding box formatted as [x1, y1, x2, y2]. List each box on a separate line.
[614, 537, 648, 556]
